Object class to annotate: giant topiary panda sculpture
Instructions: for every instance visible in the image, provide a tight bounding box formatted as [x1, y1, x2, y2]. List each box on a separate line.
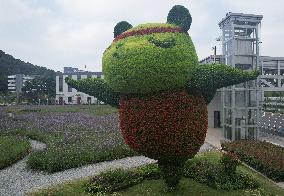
[66, 5, 259, 189]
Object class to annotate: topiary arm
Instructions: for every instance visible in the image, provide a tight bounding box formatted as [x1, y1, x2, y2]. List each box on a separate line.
[65, 77, 120, 108]
[187, 63, 260, 104]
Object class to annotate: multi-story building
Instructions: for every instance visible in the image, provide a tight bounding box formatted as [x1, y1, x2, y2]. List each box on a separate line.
[7, 74, 35, 94]
[202, 55, 284, 130]
[56, 67, 103, 105]
[201, 13, 284, 141]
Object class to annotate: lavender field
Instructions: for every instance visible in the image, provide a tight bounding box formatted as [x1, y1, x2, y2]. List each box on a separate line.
[0, 105, 137, 173]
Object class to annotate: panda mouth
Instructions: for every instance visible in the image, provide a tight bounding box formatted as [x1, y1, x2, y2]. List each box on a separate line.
[148, 37, 176, 48]
[113, 27, 184, 42]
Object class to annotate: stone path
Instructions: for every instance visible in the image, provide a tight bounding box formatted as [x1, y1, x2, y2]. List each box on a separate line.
[0, 140, 214, 196]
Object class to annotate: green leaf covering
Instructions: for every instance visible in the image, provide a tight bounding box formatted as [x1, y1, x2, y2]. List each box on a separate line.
[114, 21, 133, 38]
[103, 23, 198, 95]
[65, 77, 120, 107]
[167, 5, 192, 32]
[187, 64, 260, 104]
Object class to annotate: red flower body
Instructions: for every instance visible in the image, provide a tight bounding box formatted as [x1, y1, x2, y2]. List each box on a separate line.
[119, 90, 208, 160]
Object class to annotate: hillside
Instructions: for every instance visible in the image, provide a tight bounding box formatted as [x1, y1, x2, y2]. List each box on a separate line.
[0, 50, 56, 93]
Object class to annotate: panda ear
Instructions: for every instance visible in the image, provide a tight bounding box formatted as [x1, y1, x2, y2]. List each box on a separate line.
[114, 21, 133, 38]
[167, 5, 192, 32]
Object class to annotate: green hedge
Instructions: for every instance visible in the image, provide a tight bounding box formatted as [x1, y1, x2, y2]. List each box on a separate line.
[85, 164, 160, 194]
[222, 140, 284, 182]
[184, 155, 259, 190]
[27, 144, 138, 173]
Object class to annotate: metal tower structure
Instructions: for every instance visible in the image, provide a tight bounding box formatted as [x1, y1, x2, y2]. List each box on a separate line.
[218, 13, 263, 140]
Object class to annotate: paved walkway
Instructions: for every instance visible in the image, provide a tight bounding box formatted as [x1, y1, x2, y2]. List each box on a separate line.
[205, 128, 224, 149]
[0, 140, 214, 196]
[205, 128, 284, 148]
[259, 131, 284, 147]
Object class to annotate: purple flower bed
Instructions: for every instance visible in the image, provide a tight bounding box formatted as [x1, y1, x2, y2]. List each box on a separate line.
[0, 105, 137, 172]
[17, 112, 119, 133]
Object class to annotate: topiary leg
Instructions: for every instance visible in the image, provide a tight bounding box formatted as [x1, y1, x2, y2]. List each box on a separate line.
[158, 158, 187, 190]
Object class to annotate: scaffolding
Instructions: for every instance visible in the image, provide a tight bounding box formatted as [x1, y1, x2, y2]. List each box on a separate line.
[219, 13, 263, 140]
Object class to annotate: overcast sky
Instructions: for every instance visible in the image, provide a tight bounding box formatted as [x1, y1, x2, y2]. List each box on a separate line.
[0, 0, 283, 72]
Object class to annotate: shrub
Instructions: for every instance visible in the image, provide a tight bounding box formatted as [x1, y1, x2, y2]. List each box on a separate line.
[220, 152, 240, 174]
[222, 140, 284, 182]
[85, 164, 160, 193]
[184, 156, 259, 190]
[0, 136, 31, 169]
[27, 144, 138, 173]
[85, 169, 143, 193]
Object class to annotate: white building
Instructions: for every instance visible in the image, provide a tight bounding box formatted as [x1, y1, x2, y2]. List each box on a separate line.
[7, 74, 35, 94]
[201, 55, 284, 130]
[55, 70, 103, 105]
[200, 13, 284, 140]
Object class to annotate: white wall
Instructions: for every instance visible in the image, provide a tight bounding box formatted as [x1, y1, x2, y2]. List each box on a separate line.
[207, 91, 221, 128]
[56, 74, 101, 105]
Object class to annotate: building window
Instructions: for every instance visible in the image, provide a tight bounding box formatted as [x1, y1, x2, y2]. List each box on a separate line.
[59, 76, 63, 92]
[68, 97, 72, 103]
[87, 75, 91, 78]
[68, 75, 72, 92]
[77, 75, 81, 80]
[87, 97, 91, 104]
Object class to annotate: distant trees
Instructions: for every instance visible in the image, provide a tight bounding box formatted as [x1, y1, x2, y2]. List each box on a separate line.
[21, 77, 55, 104]
[0, 92, 16, 105]
[0, 50, 55, 95]
[0, 74, 7, 93]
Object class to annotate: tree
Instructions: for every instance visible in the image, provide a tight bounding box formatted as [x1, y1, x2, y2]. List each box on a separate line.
[0, 74, 7, 93]
[21, 77, 55, 104]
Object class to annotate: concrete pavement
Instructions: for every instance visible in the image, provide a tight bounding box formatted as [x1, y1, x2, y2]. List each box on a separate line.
[205, 128, 224, 149]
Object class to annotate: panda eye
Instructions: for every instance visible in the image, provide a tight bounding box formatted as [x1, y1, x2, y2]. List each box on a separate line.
[148, 37, 176, 48]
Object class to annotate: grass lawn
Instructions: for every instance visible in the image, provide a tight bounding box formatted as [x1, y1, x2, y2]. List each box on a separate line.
[28, 152, 284, 196]
[0, 136, 31, 169]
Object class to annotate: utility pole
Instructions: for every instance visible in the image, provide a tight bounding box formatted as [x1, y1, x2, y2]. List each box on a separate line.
[212, 46, 217, 63]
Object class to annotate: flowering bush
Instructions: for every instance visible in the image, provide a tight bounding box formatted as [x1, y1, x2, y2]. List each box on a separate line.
[184, 153, 259, 190]
[220, 152, 240, 174]
[119, 90, 207, 160]
[222, 140, 284, 182]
